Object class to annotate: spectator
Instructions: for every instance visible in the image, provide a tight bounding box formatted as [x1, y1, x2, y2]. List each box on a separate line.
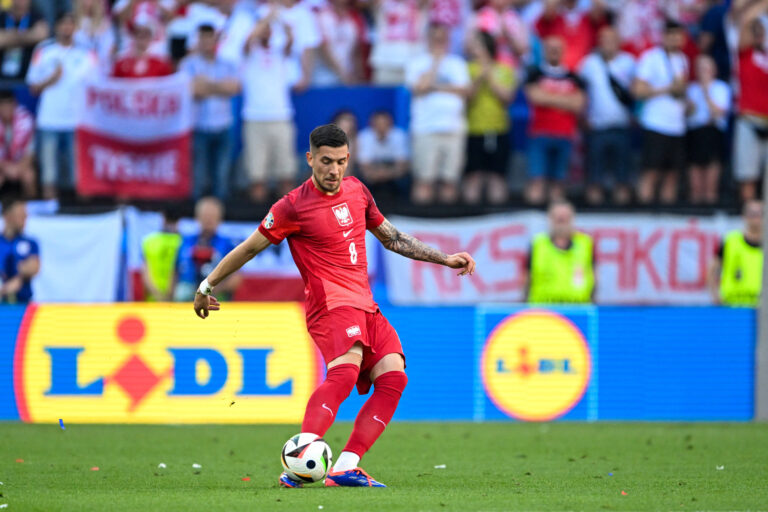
[535, 0, 611, 71]
[464, 31, 514, 205]
[313, 0, 365, 86]
[141, 208, 182, 302]
[26, 12, 96, 200]
[0, 196, 40, 304]
[0, 0, 49, 82]
[280, 0, 320, 91]
[0, 90, 34, 197]
[114, 0, 175, 57]
[241, 9, 297, 202]
[578, 25, 635, 205]
[427, 0, 467, 55]
[357, 110, 410, 200]
[632, 20, 689, 204]
[709, 199, 763, 306]
[522, 200, 595, 304]
[217, 0, 258, 66]
[523, 35, 586, 204]
[616, 0, 665, 56]
[175, 196, 240, 301]
[699, 0, 732, 81]
[471, 0, 529, 68]
[332, 110, 359, 174]
[73, 0, 116, 73]
[686, 54, 730, 204]
[732, 0, 768, 202]
[180, 23, 240, 201]
[405, 23, 470, 204]
[111, 15, 173, 77]
[369, 0, 426, 85]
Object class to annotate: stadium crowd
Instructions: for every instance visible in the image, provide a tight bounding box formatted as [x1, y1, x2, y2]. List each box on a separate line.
[0, 0, 766, 208]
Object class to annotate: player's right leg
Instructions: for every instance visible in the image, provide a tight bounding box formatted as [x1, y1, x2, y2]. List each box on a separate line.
[279, 343, 363, 488]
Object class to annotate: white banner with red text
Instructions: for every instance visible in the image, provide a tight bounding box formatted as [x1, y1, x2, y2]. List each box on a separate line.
[383, 213, 742, 305]
[76, 74, 193, 199]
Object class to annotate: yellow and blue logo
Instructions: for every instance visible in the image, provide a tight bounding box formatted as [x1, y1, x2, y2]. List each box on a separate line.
[14, 303, 321, 423]
[482, 310, 591, 421]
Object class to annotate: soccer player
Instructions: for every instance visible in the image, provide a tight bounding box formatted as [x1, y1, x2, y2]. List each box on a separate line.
[193, 124, 476, 488]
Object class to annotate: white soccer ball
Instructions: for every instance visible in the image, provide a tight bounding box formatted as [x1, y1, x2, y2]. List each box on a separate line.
[280, 433, 333, 483]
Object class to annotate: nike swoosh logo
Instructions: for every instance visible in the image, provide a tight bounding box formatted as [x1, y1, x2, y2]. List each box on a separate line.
[322, 403, 334, 417]
[372, 415, 386, 427]
[342, 229, 353, 238]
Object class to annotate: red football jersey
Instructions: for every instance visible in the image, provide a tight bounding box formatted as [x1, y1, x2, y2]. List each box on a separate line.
[738, 47, 768, 116]
[257, 176, 386, 322]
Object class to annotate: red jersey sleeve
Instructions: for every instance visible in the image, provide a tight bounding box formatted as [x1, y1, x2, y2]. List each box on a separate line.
[258, 196, 300, 244]
[361, 181, 385, 230]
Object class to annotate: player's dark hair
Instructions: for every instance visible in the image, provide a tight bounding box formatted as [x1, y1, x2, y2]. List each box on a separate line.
[478, 31, 497, 59]
[1, 195, 25, 216]
[198, 23, 216, 34]
[309, 124, 349, 152]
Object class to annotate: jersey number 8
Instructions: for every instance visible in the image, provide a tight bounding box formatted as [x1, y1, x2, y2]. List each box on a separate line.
[349, 242, 357, 264]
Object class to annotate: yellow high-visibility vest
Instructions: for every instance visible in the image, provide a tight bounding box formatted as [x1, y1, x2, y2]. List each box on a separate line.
[528, 232, 595, 303]
[720, 230, 762, 306]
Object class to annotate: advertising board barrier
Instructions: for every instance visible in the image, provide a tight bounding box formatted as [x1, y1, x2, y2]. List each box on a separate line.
[0, 304, 754, 422]
[383, 212, 741, 305]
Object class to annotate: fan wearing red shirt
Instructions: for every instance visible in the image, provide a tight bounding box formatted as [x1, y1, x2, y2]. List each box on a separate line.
[524, 35, 586, 204]
[733, 0, 768, 202]
[535, 0, 610, 71]
[192, 124, 476, 488]
[111, 18, 172, 78]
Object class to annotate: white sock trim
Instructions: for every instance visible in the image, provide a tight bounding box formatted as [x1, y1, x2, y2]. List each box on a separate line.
[333, 451, 360, 472]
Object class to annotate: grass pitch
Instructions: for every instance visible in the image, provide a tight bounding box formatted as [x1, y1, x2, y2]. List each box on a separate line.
[1, 422, 767, 511]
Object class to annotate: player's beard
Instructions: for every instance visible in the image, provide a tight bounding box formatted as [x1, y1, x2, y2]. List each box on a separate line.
[313, 171, 342, 194]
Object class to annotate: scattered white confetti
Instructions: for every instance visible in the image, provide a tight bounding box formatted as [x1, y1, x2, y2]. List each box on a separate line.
[158, 463, 166, 469]
[192, 463, 202, 469]
[434, 464, 446, 469]
[318, 507, 324, 510]
[716, 465, 725, 470]
[0, 504, 8, 509]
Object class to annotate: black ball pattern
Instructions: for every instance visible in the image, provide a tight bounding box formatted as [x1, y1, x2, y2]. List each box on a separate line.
[306, 460, 316, 469]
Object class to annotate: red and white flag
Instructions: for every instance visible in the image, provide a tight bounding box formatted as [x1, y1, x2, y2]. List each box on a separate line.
[76, 73, 193, 199]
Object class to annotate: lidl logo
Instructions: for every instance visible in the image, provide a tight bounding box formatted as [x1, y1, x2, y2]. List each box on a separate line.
[15, 303, 321, 423]
[481, 310, 591, 421]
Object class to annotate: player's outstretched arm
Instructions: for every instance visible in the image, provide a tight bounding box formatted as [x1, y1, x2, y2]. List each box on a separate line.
[193, 229, 272, 319]
[371, 219, 476, 276]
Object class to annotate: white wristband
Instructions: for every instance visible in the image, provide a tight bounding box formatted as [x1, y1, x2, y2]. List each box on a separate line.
[198, 278, 213, 296]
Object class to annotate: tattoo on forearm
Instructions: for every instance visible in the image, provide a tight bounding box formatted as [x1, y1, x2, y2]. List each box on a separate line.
[375, 220, 448, 265]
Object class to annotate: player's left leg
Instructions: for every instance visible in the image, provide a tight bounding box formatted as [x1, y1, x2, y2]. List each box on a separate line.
[325, 353, 407, 488]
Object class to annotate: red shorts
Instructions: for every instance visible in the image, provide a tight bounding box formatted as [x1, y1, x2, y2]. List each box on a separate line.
[307, 306, 405, 394]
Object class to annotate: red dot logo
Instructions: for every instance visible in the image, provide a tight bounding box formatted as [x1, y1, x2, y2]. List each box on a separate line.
[116, 316, 146, 345]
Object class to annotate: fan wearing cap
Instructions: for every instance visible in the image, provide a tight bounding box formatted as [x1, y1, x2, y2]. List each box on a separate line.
[111, 13, 172, 78]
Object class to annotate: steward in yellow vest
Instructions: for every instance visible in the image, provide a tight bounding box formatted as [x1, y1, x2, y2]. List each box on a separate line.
[141, 210, 182, 302]
[710, 200, 763, 306]
[524, 201, 596, 303]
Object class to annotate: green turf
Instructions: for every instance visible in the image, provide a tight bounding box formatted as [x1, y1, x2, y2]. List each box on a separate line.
[1, 422, 767, 511]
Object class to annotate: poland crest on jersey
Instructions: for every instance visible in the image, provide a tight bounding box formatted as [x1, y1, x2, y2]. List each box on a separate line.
[332, 203, 353, 227]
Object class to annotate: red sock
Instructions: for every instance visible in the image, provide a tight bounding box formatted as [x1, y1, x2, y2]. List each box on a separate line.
[343, 371, 407, 458]
[301, 363, 359, 436]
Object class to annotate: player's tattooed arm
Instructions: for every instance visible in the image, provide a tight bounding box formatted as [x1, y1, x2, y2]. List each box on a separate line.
[372, 219, 476, 275]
